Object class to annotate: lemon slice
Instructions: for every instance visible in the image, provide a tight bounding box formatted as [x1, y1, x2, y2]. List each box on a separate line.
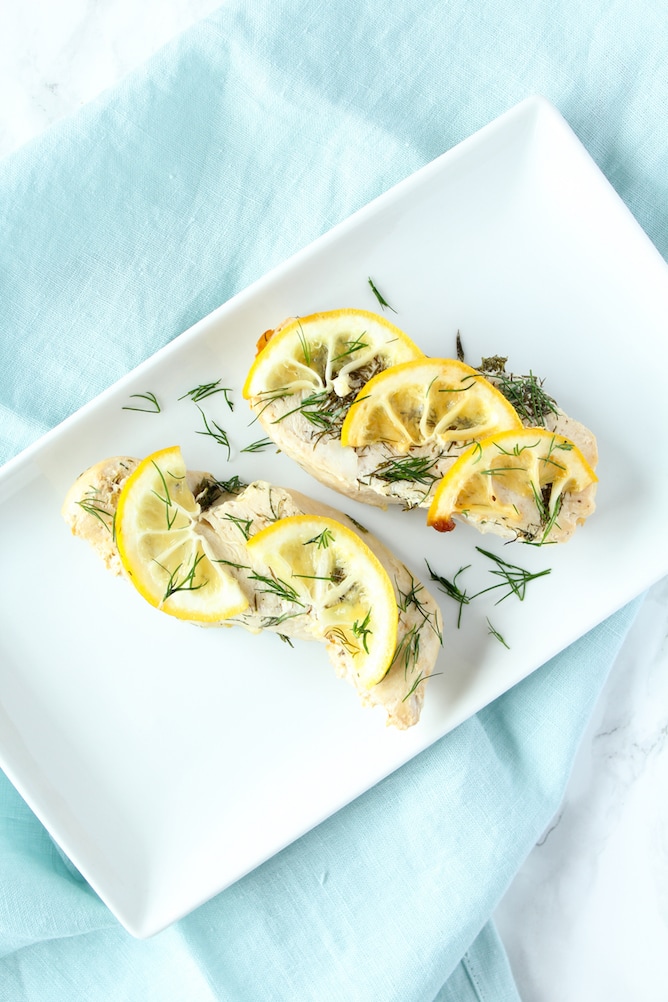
[242, 308, 423, 402]
[426, 428, 598, 543]
[246, 514, 398, 688]
[115, 446, 248, 621]
[340, 357, 522, 454]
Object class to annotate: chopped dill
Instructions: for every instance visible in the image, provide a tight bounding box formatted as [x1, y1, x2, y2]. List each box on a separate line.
[331, 337, 369, 362]
[296, 321, 311, 365]
[426, 560, 472, 628]
[493, 440, 541, 457]
[179, 379, 233, 409]
[75, 491, 114, 535]
[304, 527, 335, 549]
[195, 405, 231, 459]
[370, 455, 439, 486]
[292, 573, 337, 582]
[214, 558, 250, 570]
[272, 389, 349, 435]
[241, 437, 275, 453]
[402, 668, 443, 703]
[216, 475, 246, 495]
[250, 386, 294, 422]
[427, 547, 551, 627]
[473, 547, 552, 603]
[158, 552, 207, 602]
[351, 610, 373, 654]
[396, 572, 443, 643]
[529, 487, 564, 545]
[246, 569, 304, 606]
[392, 624, 421, 677]
[150, 459, 178, 529]
[221, 512, 254, 540]
[195, 475, 247, 510]
[368, 277, 397, 313]
[261, 611, 303, 629]
[487, 618, 510, 649]
[122, 391, 161, 414]
[478, 358, 558, 427]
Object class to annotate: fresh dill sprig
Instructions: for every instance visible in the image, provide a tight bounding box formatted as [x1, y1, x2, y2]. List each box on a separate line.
[330, 337, 369, 363]
[396, 572, 443, 643]
[487, 618, 510, 649]
[75, 491, 114, 535]
[540, 434, 572, 469]
[214, 558, 250, 570]
[241, 437, 275, 454]
[402, 668, 442, 703]
[426, 560, 472, 628]
[250, 386, 294, 422]
[272, 389, 349, 434]
[195, 405, 231, 459]
[179, 379, 234, 410]
[296, 321, 311, 364]
[473, 547, 551, 603]
[304, 527, 335, 549]
[267, 487, 282, 522]
[351, 610, 373, 654]
[221, 513, 253, 540]
[195, 475, 248, 510]
[246, 569, 304, 606]
[368, 277, 397, 313]
[529, 487, 563, 545]
[216, 475, 247, 495]
[493, 440, 540, 457]
[158, 552, 207, 602]
[122, 391, 161, 414]
[428, 548, 551, 625]
[278, 634, 294, 647]
[292, 573, 337, 582]
[392, 624, 421, 677]
[437, 374, 478, 394]
[478, 359, 558, 427]
[370, 455, 439, 486]
[261, 611, 303, 629]
[151, 459, 179, 529]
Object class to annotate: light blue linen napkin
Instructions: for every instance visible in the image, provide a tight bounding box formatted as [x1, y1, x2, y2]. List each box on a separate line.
[0, 1, 664, 998]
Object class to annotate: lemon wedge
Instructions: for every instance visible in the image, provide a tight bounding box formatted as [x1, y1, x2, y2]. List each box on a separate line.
[246, 514, 398, 688]
[427, 428, 598, 543]
[114, 445, 248, 621]
[242, 308, 423, 403]
[340, 357, 522, 453]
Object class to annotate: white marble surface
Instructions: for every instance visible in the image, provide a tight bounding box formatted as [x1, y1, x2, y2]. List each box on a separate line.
[1, 2, 667, 998]
[495, 577, 668, 1001]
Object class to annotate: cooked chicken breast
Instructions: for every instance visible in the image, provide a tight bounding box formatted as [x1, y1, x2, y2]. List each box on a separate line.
[245, 374, 598, 537]
[63, 459, 442, 728]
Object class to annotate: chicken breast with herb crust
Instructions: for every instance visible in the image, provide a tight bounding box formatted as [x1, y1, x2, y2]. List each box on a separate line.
[63, 457, 442, 728]
[243, 315, 598, 542]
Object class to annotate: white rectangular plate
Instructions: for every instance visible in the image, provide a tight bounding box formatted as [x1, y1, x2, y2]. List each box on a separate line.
[1, 97, 667, 938]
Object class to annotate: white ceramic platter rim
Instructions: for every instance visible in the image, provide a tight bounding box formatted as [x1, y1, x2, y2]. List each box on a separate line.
[1, 96, 667, 937]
